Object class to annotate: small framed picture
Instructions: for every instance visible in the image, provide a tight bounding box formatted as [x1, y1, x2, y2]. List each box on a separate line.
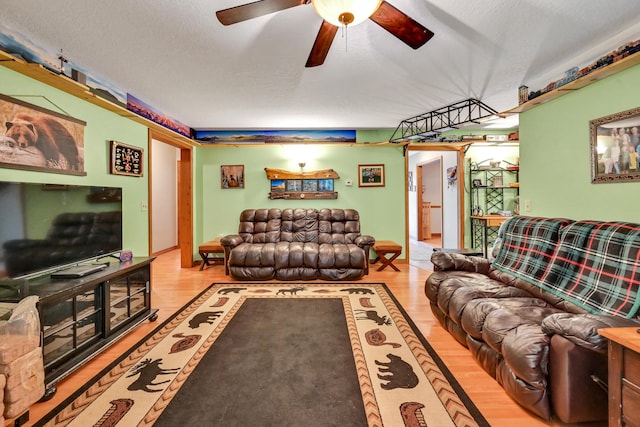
[358, 164, 385, 187]
[286, 179, 302, 191]
[221, 165, 244, 189]
[271, 179, 286, 192]
[110, 141, 143, 177]
[302, 179, 318, 191]
[318, 179, 334, 191]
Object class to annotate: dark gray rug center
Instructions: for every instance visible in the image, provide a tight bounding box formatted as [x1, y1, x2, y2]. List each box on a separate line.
[154, 298, 368, 427]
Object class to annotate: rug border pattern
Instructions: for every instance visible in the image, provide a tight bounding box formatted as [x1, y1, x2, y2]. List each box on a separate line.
[36, 282, 489, 427]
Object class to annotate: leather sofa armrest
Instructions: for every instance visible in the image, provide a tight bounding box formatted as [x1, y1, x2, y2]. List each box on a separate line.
[355, 235, 375, 275]
[220, 234, 243, 248]
[541, 313, 640, 353]
[220, 235, 244, 276]
[430, 251, 491, 274]
[355, 235, 375, 248]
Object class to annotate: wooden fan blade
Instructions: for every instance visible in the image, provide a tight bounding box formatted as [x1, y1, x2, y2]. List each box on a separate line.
[305, 21, 338, 67]
[369, 1, 434, 49]
[216, 0, 307, 26]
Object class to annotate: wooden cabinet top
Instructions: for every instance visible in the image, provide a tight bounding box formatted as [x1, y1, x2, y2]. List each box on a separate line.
[599, 327, 640, 353]
[0, 257, 155, 301]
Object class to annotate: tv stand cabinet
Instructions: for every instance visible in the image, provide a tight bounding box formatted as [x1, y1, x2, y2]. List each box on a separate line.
[2, 257, 158, 398]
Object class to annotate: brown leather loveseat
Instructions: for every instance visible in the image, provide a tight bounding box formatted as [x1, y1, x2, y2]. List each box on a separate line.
[425, 216, 640, 423]
[221, 208, 375, 281]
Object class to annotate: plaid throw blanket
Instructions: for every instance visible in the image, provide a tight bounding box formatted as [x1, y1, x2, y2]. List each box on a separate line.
[539, 221, 640, 318]
[494, 217, 640, 318]
[492, 216, 570, 283]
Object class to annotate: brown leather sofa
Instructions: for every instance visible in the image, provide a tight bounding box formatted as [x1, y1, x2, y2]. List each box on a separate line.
[221, 208, 375, 281]
[425, 216, 640, 423]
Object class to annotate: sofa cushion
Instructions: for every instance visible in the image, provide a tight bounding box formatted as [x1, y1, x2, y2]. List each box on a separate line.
[228, 242, 276, 267]
[538, 221, 640, 318]
[318, 209, 361, 244]
[425, 270, 493, 303]
[228, 266, 275, 280]
[497, 325, 551, 420]
[489, 268, 587, 314]
[239, 209, 282, 243]
[280, 208, 319, 243]
[466, 336, 502, 378]
[481, 303, 561, 354]
[318, 243, 366, 269]
[274, 242, 318, 269]
[461, 297, 547, 342]
[492, 216, 571, 283]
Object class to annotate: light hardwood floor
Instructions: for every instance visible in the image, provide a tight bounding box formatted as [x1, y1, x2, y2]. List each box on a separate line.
[17, 251, 605, 427]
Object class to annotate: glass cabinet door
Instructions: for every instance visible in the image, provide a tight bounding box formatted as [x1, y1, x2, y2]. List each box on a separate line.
[41, 286, 102, 373]
[106, 265, 150, 334]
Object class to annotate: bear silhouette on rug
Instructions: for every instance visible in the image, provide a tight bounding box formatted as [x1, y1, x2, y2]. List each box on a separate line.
[376, 354, 419, 390]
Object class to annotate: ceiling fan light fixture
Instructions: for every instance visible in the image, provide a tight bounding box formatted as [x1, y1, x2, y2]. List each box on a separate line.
[312, 0, 382, 27]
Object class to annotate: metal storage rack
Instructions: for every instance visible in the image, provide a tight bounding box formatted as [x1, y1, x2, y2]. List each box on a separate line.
[469, 166, 519, 256]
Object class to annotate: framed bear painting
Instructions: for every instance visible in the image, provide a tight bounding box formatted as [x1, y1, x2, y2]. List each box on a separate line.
[0, 94, 86, 175]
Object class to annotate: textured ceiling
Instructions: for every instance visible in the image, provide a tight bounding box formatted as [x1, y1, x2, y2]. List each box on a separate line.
[1, 0, 640, 131]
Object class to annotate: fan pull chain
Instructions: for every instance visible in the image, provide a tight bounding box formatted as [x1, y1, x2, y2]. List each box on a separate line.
[341, 24, 348, 52]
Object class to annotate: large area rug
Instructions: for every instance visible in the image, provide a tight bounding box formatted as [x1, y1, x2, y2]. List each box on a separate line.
[36, 283, 489, 427]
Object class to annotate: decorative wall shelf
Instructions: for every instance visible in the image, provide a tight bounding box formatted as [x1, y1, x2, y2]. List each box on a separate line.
[264, 168, 339, 200]
[505, 50, 640, 115]
[0, 49, 197, 148]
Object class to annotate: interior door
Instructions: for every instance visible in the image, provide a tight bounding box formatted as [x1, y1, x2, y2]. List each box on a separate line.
[417, 165, 424, 241]
[417, 159, 442, 243]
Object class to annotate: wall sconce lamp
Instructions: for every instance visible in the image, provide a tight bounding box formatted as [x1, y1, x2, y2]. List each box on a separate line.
[298, 162, 306, 170]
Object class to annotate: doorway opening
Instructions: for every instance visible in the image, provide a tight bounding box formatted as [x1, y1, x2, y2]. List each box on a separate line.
[405, 145, 466, 271]
[148, 130, 194, 268]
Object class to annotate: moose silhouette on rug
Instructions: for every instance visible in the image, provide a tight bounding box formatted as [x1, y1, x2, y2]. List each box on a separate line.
[355, 309, 392, 326]
[126, 358, 180, 393]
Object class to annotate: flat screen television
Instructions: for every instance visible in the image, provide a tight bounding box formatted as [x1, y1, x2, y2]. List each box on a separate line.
[0, 181, 123, 280]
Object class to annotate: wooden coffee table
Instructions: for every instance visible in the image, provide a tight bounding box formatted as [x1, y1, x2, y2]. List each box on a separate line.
[371, 240, 402, 272]
[198, 239, 224, 270]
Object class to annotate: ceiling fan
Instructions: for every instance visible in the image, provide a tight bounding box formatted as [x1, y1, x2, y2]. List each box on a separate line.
[216, 0, 434, 67]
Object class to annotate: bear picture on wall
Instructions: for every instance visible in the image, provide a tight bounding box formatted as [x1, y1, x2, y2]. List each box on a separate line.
[0, 94, 86, 175]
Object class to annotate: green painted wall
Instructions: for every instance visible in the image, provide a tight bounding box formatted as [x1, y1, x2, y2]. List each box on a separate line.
[356, 129, 395, 143]
[196, 144, 406, 252]
[519, 63, 640, 221]
[8, 58, 637, 264]
[0, 66, 407, 264]
[0, 67, 151, 256]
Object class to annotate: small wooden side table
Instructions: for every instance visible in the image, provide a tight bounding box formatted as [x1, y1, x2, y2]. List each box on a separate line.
[198, 239, 224, 271]
[599, 327, 640, 427]
[371, 240, 402, 272]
